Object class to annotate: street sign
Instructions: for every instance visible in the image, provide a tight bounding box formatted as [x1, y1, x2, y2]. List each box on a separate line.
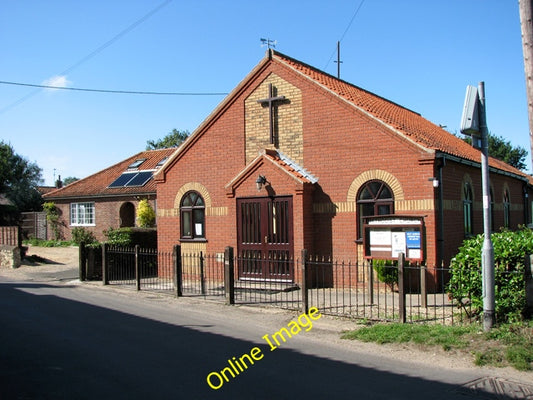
[460, 85, 480, 136]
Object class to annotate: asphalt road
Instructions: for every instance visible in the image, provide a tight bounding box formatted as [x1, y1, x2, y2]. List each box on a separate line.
[0, 275, 525, 399]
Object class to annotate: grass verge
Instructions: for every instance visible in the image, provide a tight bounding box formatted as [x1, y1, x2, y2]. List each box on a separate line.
[341, 321, 533, 371]
[23, 238, 76, 247]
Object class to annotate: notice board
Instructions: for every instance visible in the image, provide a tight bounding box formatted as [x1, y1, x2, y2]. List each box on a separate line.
[363, 215, 425, 261]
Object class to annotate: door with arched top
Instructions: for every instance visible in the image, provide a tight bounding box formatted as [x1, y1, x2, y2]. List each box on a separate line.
[237, 196, 294, 281]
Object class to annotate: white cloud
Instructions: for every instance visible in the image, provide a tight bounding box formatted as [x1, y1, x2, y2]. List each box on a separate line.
[42, 75, 71, 90]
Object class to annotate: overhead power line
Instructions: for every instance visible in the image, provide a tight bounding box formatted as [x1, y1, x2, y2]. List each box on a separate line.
[324, 0, 366, 71]
[0, 0, 172, 115]
[0, 80, 228, 96]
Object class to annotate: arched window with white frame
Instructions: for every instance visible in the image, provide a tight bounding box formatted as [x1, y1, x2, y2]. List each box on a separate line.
[180, 191, 205, 240]
[356, 180, 394, 238]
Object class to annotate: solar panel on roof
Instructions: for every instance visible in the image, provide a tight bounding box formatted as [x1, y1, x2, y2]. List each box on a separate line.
[124, 171, 153, 187]
[108, 173, 137, 188]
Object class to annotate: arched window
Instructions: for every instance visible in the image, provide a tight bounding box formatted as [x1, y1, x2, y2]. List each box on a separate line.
[463, 182, 473, 236]
[180, 191, 205, 239]
[503, 189, 511, 229]
[357, 180, 394, 238]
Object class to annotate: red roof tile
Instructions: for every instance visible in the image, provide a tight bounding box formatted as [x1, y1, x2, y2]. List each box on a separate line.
[43, 148, 176, 200]
[272, 51, 530, 181]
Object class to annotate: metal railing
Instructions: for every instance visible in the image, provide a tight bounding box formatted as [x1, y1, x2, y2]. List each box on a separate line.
[302, 254, 461, 324]
[80, 244, 482, 324]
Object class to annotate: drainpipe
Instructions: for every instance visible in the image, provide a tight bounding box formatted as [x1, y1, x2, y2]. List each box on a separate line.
[523, 184, 530, 226]
[436, 158, 445, 267]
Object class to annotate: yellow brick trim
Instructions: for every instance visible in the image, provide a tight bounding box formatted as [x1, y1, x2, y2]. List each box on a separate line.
[157, 208, 178, 217]
[206, 207, 228, 216]
[347, 170, 404, 202]
[312, 202, 355, 214]
[313, 199, 434, 214]
[180, 241, 207, 254]
[157, 206, 227, 218]
[396, 199, 435, 211]
[174, 182, 212, 209]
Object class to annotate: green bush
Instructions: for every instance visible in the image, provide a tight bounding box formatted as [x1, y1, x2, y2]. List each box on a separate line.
[136, 199, 156, 228]
[71, 227, 97, 245]
[103, 227, 133, 246]
[447, 227, 533, 322]
[373, 259, 398, 291]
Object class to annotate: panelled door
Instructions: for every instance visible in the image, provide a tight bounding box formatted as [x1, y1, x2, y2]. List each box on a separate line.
[237, 196, 294, 281]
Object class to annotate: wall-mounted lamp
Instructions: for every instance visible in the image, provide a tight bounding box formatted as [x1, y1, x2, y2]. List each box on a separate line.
[428, 177, 439, 188]
[256, 175, 268, 191]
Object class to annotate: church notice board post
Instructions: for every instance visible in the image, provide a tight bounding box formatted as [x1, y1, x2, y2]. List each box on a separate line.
[363, 215, 425, 262]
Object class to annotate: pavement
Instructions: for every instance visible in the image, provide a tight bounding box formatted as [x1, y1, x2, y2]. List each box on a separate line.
[2, 245, 533, 399]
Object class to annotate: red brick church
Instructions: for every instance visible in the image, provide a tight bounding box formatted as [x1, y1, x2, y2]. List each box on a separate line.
[154, 50, 532, 283]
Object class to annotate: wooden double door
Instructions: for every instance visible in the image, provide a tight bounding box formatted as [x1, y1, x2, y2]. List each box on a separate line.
[237, 196, 294, 281]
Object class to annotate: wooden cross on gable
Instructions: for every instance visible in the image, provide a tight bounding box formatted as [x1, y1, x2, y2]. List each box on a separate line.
[257, 83, 286, 145]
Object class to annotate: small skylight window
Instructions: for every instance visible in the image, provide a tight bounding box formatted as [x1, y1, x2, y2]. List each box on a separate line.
[127, 159, 146, 169]
[156, 157, 168, 168]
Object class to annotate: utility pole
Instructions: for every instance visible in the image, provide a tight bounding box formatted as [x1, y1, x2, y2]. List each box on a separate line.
[460, 82, 495, 331]
[519, 0, 533, 170]
[334, 41, 343, 79]
[478, 82, 495, 331]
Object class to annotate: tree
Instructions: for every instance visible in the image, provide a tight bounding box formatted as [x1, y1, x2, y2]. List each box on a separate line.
[136, 199, 156, 228]
[0, 141, 43, 212]
[519, 0, 533, 171]
[43, 202, 61, 240]
[63, 176, 79, 186]
[461, 133, 528, 171]
[146, 129, 189, 150]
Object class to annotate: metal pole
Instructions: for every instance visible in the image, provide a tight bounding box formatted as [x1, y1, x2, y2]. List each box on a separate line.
[337, 41, 341, 79]
[301, 249, 309, 314]
[224, 246, 235, 305]
[398, 253, 406, 323]
[478, 81, 495, 330]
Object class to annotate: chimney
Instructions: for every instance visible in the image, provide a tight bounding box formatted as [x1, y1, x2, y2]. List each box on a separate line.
[55, 175, 63, 189]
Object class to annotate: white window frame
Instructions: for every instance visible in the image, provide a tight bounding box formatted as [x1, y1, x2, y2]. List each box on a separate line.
[70, 202, 95, 226]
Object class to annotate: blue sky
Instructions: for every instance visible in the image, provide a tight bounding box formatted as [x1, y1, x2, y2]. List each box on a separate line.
[1, 0, 530, 185]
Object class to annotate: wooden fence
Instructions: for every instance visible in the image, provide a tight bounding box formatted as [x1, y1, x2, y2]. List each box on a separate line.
[0, 226, 21, 247]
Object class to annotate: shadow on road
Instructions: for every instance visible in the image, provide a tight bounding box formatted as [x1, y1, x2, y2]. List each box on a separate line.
[0, 282, 505, 400]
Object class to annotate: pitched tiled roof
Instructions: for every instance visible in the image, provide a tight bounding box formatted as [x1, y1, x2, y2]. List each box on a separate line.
[225, 149, 317, 195]
[272, 51, 530, 181]
[43, 148, 176, 200]
[268, 150, 318, 184]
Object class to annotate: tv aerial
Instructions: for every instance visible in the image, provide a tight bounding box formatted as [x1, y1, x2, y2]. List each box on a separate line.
[260, 38, 277, 49]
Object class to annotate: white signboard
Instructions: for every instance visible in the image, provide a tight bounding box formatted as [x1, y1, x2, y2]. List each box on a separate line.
[364, 215, 424, 261]
[391, 232, 406, 257]
[369, 230, 391, 246]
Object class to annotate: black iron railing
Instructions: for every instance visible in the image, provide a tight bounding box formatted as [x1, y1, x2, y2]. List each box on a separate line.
[80, 244, 499, 324]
